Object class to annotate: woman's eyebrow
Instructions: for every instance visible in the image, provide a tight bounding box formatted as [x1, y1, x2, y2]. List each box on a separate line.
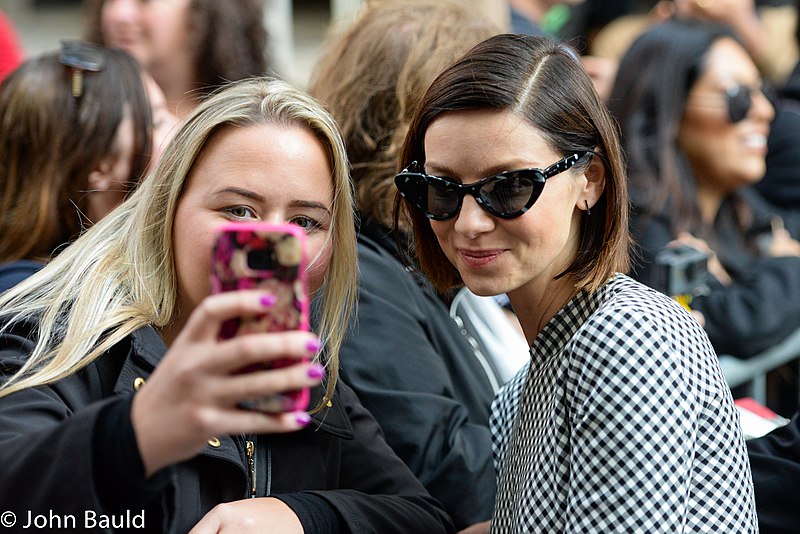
[214, 188, 331, 215]
[291, 200, 332, 215]
[214, 187, 266, 202]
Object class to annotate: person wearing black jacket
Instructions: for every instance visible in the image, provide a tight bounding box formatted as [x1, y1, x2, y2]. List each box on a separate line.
[0, 78, 454, 534]
[0, 322, 450, 533]
[608, 19, 800, 359]
[308, 2, 508, 531]
[337, 218, 500, 528]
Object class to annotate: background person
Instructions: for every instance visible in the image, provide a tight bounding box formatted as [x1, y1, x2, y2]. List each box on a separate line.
[84, 0, 270, 118]
[308, 1, 519, 529]
[0, 9, 23, 81]
[608, 19, 800, 363]
[0, 40, 176, 292]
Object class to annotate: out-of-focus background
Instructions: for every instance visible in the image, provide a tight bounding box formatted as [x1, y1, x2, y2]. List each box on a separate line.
[2, 0, 356, 88]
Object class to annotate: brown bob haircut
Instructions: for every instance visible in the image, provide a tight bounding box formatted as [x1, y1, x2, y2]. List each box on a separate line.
[397, 33, 631, 294]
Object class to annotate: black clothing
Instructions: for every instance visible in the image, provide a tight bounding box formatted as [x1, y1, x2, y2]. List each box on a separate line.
[629, 198, 800, 358]
[781, 61, 800, 105]
[754, 104, 800, 239]
[337, 219, 497, 529]
[0, 320, 454, 534]
[0, 260, 42, 293]
[748, 411, 800, 533]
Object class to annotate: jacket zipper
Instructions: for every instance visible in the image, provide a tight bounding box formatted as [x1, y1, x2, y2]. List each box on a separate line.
[246, 438, 256, 498]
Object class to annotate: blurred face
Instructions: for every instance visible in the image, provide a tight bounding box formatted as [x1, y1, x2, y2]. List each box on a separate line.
[424, 109, 587, 301]
[86, 107, 135, 222]
[680, 37, 774, 197]
[101, 0, 191, 72]
[172, 123, 335, 322]
[142, 73, 177, 170]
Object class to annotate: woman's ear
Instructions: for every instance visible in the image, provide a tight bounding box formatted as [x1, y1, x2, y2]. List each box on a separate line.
[576, 155, 606, 212]
[87, 159, 113, 192]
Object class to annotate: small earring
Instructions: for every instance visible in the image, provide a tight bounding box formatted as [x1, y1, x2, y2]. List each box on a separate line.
[584, 199, 591, 216]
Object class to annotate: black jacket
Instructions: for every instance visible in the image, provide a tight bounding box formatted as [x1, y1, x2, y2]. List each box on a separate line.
[630, 198, 800, 358]
[0, 319, 454, 533]
[337, 220, 497, 529]
[755, 100, 800, 238]
[748, 411, 800, 533]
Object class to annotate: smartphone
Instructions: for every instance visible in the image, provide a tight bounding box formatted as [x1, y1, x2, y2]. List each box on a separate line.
[211, 222, 311, 412]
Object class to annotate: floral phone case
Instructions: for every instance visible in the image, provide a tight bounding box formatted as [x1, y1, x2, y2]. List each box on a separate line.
[211, 222, 310, 412]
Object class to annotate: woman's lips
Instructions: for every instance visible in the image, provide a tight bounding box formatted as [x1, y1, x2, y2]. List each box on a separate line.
[458, 249, 504, 268]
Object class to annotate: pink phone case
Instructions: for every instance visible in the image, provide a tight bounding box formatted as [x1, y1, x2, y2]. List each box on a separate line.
[211, 222, 311, 412]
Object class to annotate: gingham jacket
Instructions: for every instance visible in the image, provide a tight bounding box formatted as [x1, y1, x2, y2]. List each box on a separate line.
[490, 274, 758, 533]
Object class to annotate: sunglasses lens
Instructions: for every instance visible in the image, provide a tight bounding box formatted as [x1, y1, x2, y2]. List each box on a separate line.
[396, 173, 459, 219]
[427, 181, 460, 219]
[480, 172, 539, 216]
[726, 85, 751, 123]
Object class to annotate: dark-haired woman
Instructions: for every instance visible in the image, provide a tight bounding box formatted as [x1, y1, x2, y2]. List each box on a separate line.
[395, 33, 757, 531]
[609, 19, 800, 360]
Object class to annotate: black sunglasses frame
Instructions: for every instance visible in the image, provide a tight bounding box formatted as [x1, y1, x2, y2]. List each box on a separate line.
[395, 151, 591, 221]
[724, 83, 775, 123]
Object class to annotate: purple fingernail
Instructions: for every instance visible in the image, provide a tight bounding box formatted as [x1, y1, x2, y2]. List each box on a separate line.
[260, 295, 277, 307]
[295, 412, 311, 426]
[307, 364, 326, 379]
[306, 338, 321, 353]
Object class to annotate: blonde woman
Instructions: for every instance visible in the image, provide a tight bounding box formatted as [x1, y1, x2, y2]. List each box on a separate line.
[0, 77, 453, 533]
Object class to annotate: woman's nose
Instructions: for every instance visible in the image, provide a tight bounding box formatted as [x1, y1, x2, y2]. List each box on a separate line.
[453, 194, 495, 238]
[752, 88, 775, 123]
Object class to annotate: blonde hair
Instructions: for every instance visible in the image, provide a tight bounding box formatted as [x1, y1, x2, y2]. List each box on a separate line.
[0, 77, 357, 408]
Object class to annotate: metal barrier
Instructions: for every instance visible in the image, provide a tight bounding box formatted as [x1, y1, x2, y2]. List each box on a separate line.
[718, 327, 800, 404]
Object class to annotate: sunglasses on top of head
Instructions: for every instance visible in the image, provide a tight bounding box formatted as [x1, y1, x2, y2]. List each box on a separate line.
[59, 39, 106, 99]
[394, 151, 592, 221]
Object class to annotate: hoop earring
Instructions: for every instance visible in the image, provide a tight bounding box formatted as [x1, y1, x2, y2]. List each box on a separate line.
[584, 199, 591, 216]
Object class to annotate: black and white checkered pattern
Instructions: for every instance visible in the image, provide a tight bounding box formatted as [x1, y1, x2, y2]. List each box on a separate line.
[490, 274, 757, 533]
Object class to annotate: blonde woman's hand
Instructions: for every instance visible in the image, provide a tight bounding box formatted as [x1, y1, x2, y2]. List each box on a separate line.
[673, 232, 733, 286]
[189, 498, 303, 534]
[131, 290, 323, 477]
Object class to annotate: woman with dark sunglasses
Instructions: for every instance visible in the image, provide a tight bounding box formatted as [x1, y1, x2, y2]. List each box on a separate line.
[395, 33, 757, 532]
[609, 19, 800, 362]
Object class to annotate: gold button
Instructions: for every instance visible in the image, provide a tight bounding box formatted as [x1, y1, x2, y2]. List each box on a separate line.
[326, 399, 333, 408]
[208, 437, 221, 448]
[133, 377, 145, 391]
